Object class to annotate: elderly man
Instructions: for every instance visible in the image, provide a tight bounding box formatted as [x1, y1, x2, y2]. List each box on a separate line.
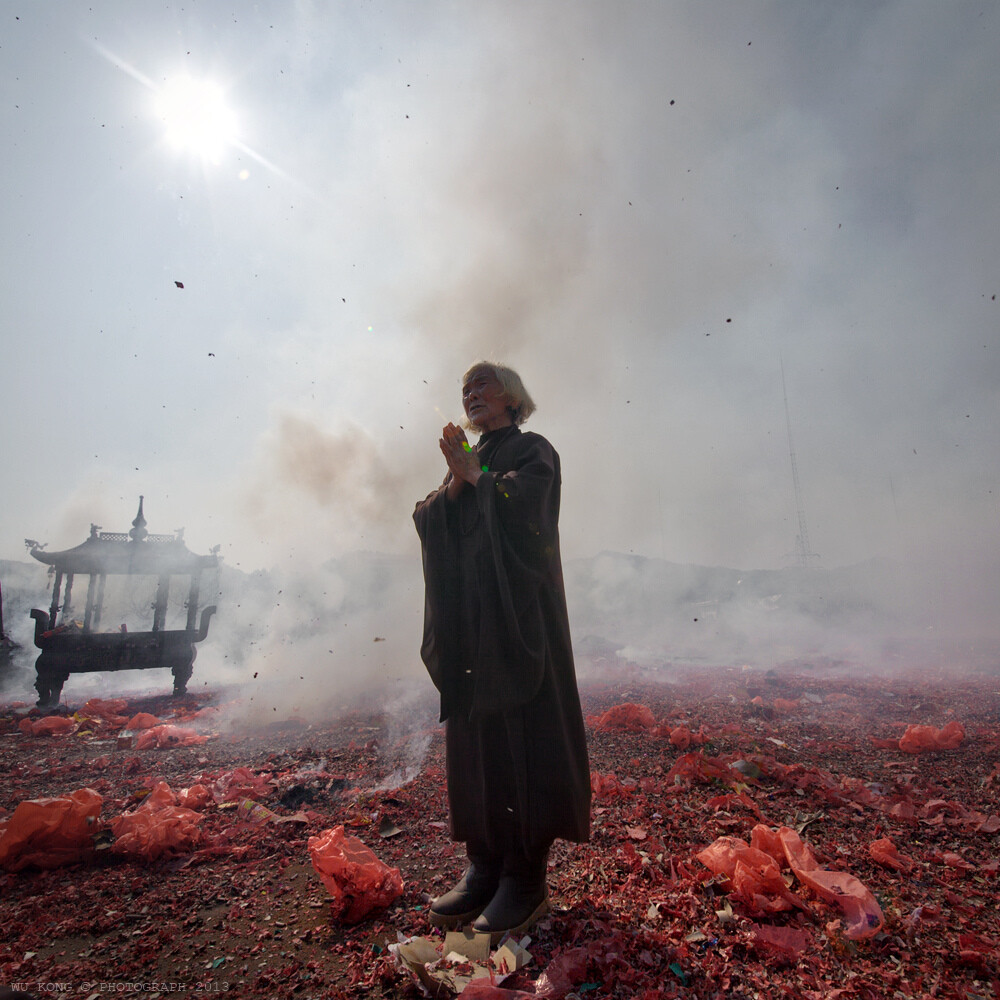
[413, 361, 591, 942]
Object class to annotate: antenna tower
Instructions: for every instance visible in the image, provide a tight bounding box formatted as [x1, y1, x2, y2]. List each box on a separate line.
[780, 359, 819, 567]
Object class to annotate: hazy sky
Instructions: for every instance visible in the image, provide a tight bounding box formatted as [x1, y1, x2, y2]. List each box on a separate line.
[3, 1, 997, 577]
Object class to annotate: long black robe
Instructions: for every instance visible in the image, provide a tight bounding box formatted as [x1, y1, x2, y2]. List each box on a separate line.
[413, 425, 590, 858]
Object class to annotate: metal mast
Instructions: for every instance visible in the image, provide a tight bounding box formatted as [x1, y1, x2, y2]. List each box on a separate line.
[781, 359, 819, 567]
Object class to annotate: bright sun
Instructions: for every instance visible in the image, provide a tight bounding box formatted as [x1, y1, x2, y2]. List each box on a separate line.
[153, 75, 238, 162]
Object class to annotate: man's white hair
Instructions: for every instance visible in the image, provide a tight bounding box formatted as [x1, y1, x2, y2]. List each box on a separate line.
[462, 361, 536, 426]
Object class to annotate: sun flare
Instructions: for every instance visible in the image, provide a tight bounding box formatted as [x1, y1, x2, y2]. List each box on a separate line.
[153, 75, 238, 162]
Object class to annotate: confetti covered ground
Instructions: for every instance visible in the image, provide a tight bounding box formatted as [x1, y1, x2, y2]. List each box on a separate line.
[2, 659, 999, 999]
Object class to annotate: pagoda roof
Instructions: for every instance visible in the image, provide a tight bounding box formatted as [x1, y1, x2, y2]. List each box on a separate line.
[27, 497, 217, 576]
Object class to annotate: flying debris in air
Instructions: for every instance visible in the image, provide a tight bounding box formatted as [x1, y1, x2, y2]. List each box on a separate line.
[174, 280, 184, 288]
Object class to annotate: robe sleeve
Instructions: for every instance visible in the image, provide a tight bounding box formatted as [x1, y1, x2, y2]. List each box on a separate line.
[413, 479, 461, 714]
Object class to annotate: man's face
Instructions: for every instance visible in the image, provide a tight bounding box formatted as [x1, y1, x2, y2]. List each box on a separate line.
[462, 372, 511, 432]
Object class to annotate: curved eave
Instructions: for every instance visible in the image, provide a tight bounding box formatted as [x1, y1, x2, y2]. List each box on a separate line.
[30, 537, 217, 576]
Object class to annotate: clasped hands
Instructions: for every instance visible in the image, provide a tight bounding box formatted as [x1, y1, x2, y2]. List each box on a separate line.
[440, 422, 484, 499]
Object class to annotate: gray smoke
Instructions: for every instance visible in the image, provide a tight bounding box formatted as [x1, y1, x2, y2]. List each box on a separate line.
[1, 1, 998, 717]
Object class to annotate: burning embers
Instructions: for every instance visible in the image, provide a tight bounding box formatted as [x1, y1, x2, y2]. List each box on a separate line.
[26, 497, 218, 707]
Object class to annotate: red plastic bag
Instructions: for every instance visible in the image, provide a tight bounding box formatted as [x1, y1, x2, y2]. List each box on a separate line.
[80, 698, 130, 728]
[308, 825, 404, 922]
[212, 766, 274, 803]
[669, 725, 693, 749]
[698, 836, 804, 913]
[698, 835, 774, 881]
[141, 782, 178, 809]
[111, 781, 204, 861]
[869, 837, 914, 872]
[700, 827, 884, 939]
[177, 784, 212, 810]
[749, 824, 787, 864]
[18, 715, 77, 737]
[0, 787, 103, 871]
[938, 850, 975, 871]
[898, 720, 965, 753]
[774, 826, 884, 940]
[590, 772, 637, 799]
[792, 865, 883, 939]
[126, 712, 162, 730]
[134, 724, 207, 749]
[667, 752, 741, 785]
[589, 703, 657, 733]
[534, 946, 590, 998]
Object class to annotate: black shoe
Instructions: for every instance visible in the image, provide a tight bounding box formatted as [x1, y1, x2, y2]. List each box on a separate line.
[472, 870, 549, 944]
[429, 860, 501, 929]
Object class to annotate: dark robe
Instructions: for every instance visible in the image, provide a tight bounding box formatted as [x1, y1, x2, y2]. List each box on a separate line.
[413, 425, 591, 859]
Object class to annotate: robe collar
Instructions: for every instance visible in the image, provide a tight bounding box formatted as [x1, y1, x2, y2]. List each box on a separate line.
[476, 423, 519, 469]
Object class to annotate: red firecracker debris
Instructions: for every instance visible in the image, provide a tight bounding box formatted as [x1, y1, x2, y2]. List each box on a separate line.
[1, 670, 998, 997]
